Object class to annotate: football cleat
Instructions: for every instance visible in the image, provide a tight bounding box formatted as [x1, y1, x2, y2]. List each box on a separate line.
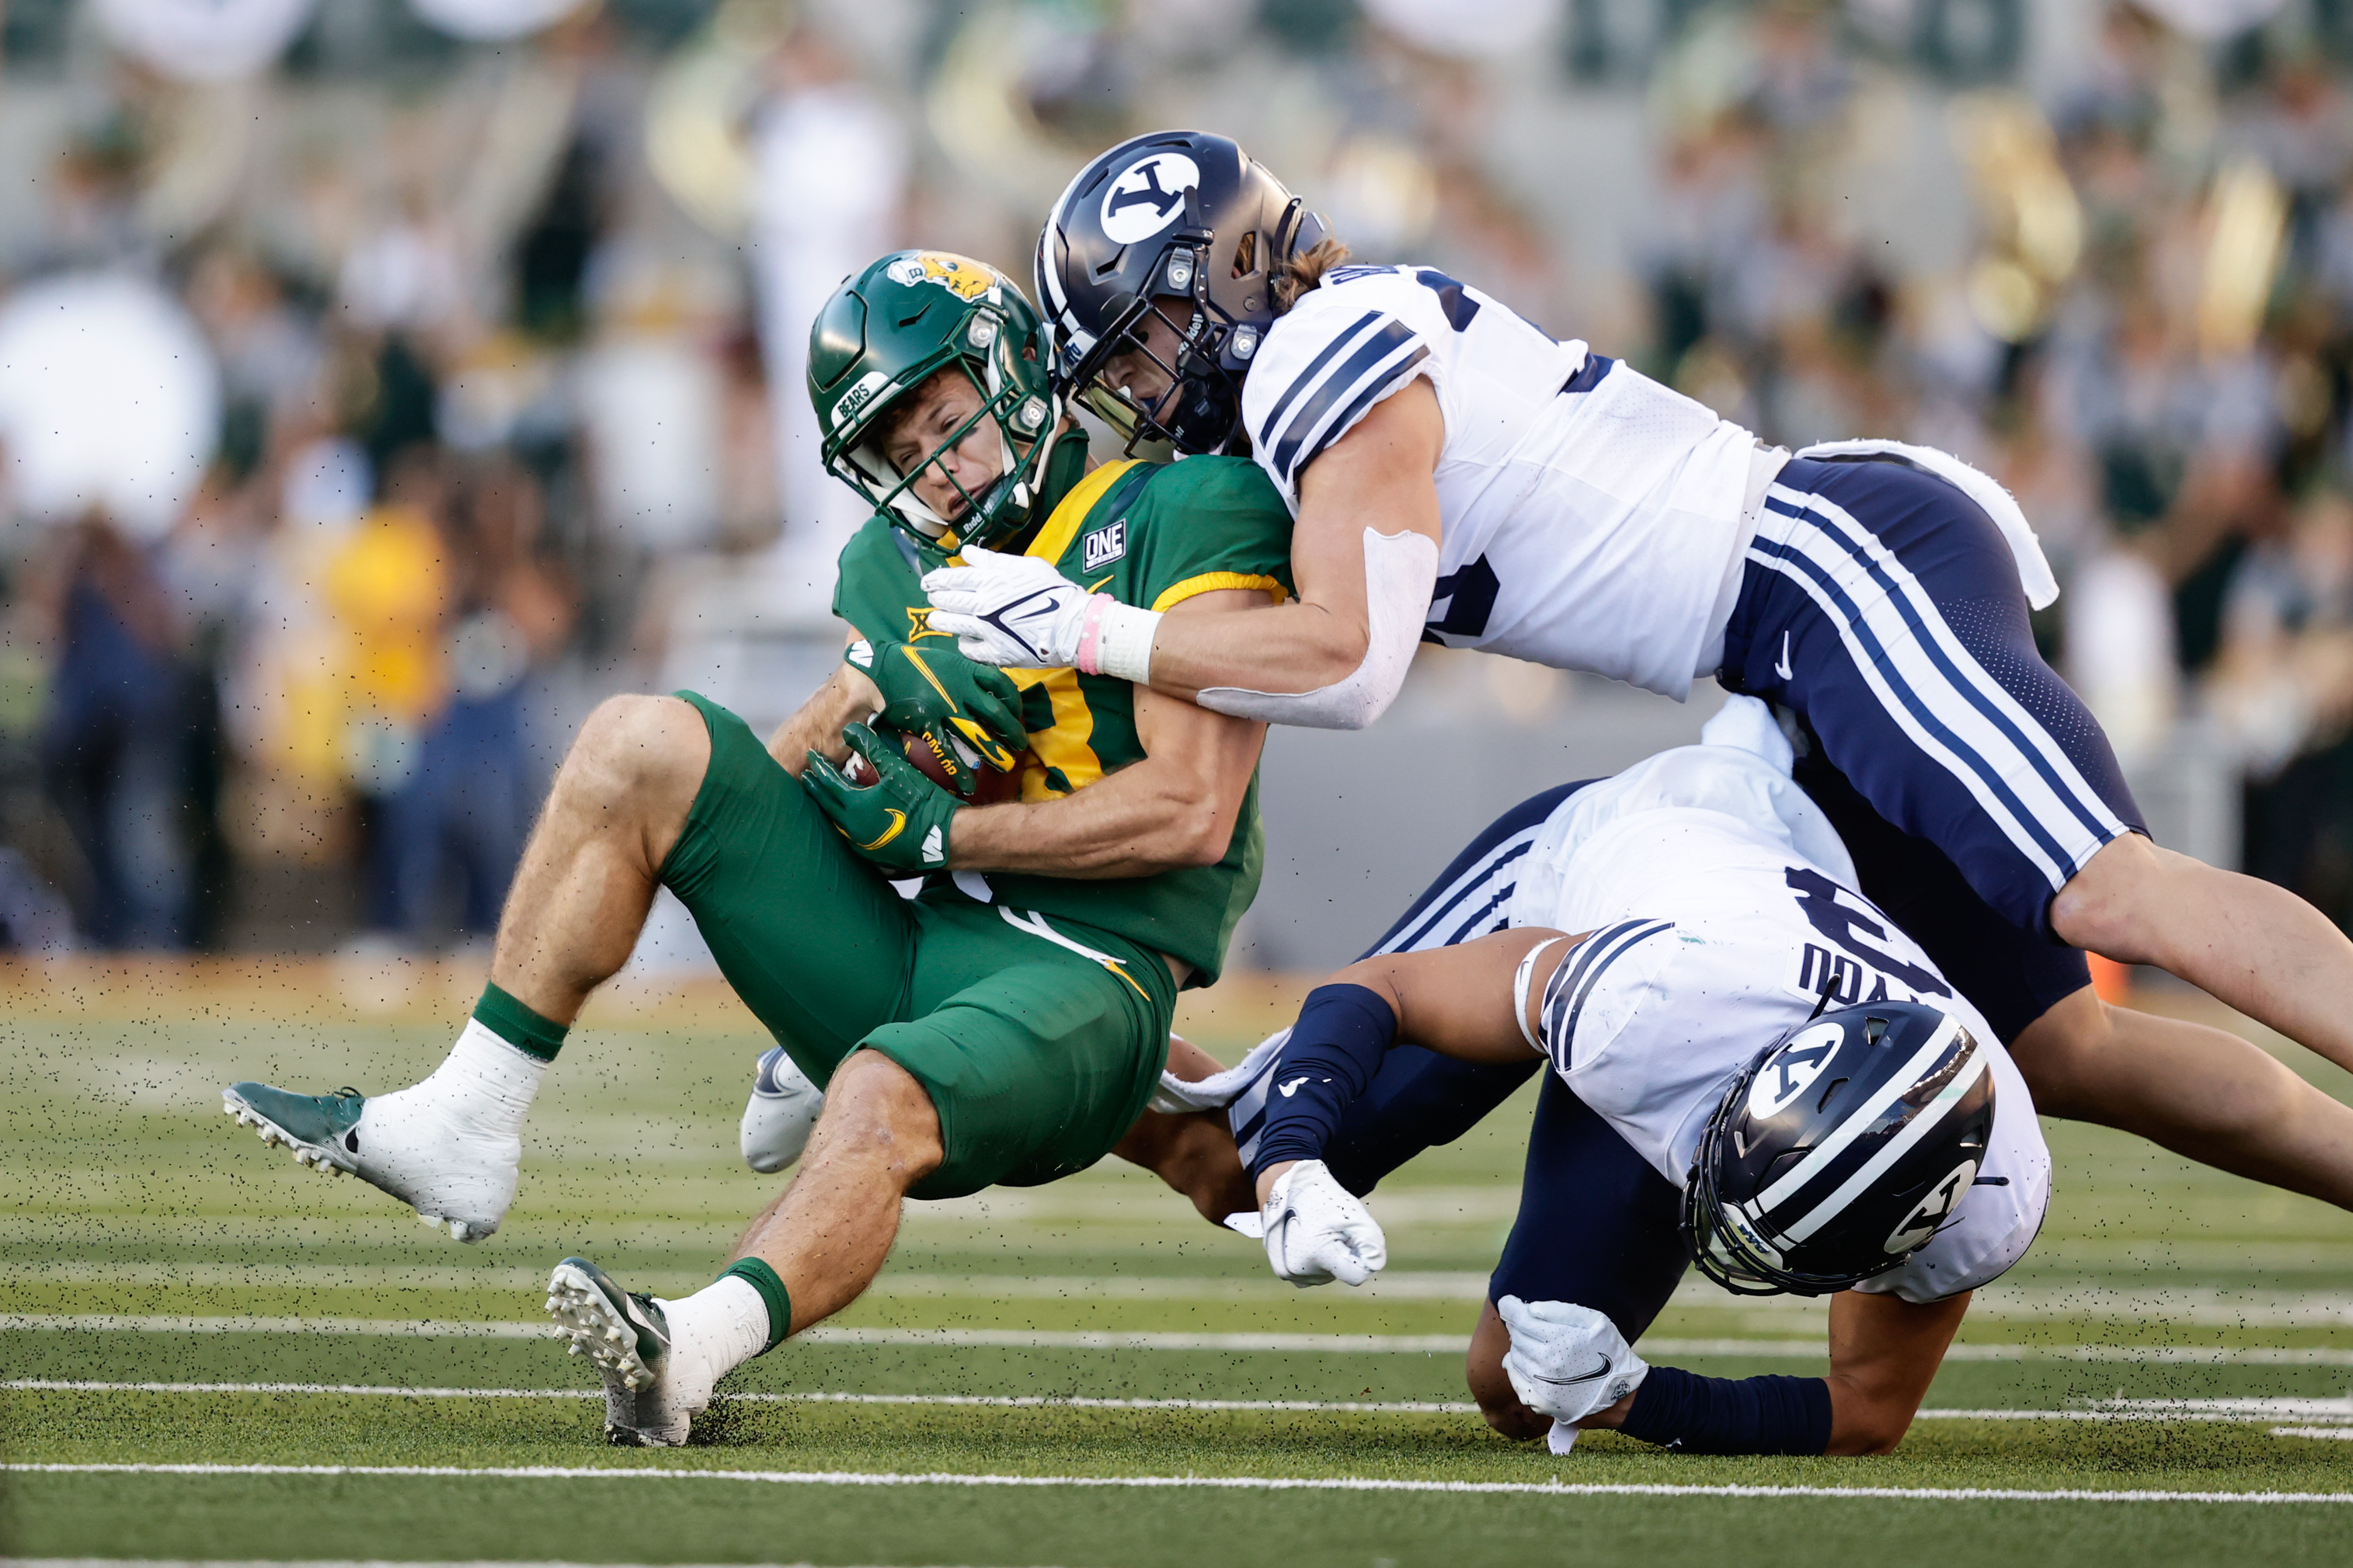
[221, 1080, 519, 1243]
[740, 1047, 824, 1174]
[546, 1257, 696, 1446]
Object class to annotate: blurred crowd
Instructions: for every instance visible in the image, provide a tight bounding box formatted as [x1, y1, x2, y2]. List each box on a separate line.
[9, 0, 2353, 953]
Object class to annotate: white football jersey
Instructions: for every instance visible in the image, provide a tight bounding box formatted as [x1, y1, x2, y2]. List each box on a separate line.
[1502, 735, 2051, 1302]
[1239, 266, 1764, 699]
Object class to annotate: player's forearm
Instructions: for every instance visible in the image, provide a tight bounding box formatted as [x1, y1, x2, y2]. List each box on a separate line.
[768, 667, 875, 776]
[949, 765, 1240, 878]
[1139, 596, 1373, 704]
[1819, 1288, 1968, 1455]
[1152, 384, 1443, 721]
[1249, 982, 1405, 1196]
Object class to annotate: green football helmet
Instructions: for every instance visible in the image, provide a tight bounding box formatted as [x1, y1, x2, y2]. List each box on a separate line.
[807, 250, 1082, 550]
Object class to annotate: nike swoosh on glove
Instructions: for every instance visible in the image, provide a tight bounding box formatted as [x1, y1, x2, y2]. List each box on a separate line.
[1495, 1294, 1650, 1425]
[848, 638, 1026, 787]
[921, 547, 1094, 669]
[1259, 1159, 1387, 1287]
[802, 723, 960, 874]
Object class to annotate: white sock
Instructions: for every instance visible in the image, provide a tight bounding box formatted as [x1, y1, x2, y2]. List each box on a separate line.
[396, 1019, 548, 1138]
[337, 1019, 545, 1238]
[660, 1274, 773, 1392]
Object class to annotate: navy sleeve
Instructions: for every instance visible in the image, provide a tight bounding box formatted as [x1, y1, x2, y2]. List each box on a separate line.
[1248, 983, 1400, 1178]
[1617, 1367, 1836, 1455]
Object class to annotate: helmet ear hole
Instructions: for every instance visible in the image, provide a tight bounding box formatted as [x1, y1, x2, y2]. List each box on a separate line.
[1231, 230, 1258, 277]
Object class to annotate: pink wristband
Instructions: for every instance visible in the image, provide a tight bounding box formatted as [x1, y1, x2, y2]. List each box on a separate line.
[1074, 593, 1112, 675]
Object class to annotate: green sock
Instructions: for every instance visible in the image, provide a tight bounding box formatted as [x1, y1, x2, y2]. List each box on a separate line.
[472, 982, 568, 1064]
[722, 1257, 793, 1353]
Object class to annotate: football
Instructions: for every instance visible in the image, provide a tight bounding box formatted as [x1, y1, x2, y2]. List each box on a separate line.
[845, 721, 1027, 807]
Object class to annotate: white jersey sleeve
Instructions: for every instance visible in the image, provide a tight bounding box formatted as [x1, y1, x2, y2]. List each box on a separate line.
[1239, 266, 1579, 511]
[1526, 913, 1761, 1184]
[1240, 265, 1753, 698]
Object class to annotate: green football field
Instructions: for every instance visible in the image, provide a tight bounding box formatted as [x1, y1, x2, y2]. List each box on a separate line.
[4, 972, 2352, 1567]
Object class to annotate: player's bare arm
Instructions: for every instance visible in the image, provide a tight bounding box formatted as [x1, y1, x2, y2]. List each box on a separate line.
[1062, 300, 1444, 699]
[1140, 381, 1443, 702]
[950, 587, 1269, 878]
[1251, 927, 1572, 1205]
[765, 632, 879, 777]
[924, 370, 1443, 729]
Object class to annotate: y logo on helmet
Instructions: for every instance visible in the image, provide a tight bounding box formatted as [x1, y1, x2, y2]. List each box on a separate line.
[1882, 1159, 1978, 1255]
[1746, 1022, 1843, 1120]
[1101, 153, 1202, 245]
[884, 252, 998, 303]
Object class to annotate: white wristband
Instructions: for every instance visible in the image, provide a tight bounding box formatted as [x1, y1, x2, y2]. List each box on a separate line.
[1090, 600, 1161, 684]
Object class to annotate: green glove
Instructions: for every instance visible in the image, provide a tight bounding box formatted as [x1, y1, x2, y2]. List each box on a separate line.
[846, 638, 1025, 798]
[803, 723, 961, 874]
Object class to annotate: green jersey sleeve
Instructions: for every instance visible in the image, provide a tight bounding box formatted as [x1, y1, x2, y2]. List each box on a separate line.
[832, 514, 940, 646]
[1117, 457, 1297, 613]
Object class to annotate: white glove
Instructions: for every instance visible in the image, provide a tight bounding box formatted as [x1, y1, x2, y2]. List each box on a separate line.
[922, 547, 1093, 668]
[1495, 1295, 1649, 1425]
[1259, 1159, 1387, 1287]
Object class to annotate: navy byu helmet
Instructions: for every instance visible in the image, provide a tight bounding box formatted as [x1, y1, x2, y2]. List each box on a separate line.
[1035, 130, 1328, 455]
[1683, 1000, 1996, 1296]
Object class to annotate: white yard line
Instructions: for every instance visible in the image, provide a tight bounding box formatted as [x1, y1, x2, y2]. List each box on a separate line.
[7, 1462, 2351, 1504]
[0, 1315, 560, 1339]
[5, 1316, 2349, 1364]
[0, 1381, 1476, 1414]
[1, 1562, 971, 1568]
[11, 1382, 2351, 1427]
[0, 1266, 1493, 1302]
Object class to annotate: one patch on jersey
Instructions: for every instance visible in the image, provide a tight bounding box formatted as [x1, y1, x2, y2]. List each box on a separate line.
[1081, 520, 1127, 572]
[1101, 152, 1199, 245]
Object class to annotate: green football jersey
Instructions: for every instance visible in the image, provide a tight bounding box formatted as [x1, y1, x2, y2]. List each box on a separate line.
[831, 454, 1296, 987]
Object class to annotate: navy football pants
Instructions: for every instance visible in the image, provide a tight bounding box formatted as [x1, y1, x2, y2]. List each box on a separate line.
[1727, 456, 2143, 937]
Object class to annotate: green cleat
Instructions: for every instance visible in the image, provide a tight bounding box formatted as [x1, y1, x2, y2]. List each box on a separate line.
[546, 1257, 694, 1445]
[221, 1079, 517, 1242]
[221, 1082, 364, 1176]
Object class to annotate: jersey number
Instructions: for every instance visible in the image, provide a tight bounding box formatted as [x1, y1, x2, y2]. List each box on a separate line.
[1325, 265, 1483, 332]
[1425, 555, 1498, 643]
[1785, 867, 1953, 998]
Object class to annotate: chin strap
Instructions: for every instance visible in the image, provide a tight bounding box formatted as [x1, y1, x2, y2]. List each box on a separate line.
[1194, 528, 1438, 731]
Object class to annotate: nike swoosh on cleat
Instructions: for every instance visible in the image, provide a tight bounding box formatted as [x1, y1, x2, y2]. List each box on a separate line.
[1531, 1355, 1613, 1386]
